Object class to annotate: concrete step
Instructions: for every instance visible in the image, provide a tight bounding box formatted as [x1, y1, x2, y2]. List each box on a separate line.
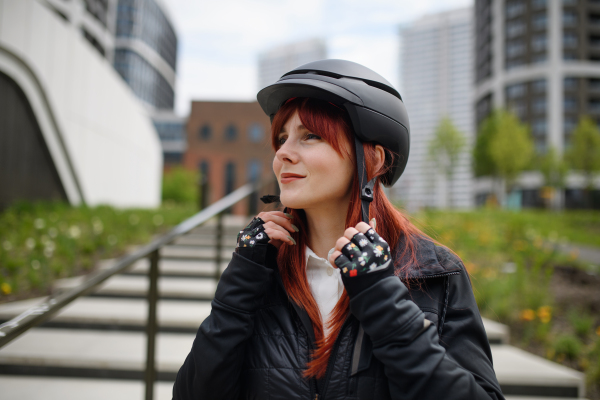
[0, 297, 210, 333]
[0, 376, 175, 400]
[492, 344, 585, 398]
[97, 257, 228, 278]
[0, 328, 585, 398]
[482, 318, 510, 345]
[54, 275, 216, 300]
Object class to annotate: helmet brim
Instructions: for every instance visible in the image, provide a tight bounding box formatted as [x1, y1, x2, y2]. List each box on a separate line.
[257, 78, 363, 119]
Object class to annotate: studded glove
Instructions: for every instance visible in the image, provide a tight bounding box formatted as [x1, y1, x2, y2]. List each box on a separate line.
[235, 217, 276, 267]
[334, 228, 395, 297]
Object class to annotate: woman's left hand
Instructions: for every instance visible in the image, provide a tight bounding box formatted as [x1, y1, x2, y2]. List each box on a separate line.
[329, 220, 394, 282]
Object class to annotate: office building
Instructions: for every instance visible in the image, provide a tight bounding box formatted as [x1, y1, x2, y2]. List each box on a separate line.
[475, 0, 600, 208]
[394, 8, 475, 211]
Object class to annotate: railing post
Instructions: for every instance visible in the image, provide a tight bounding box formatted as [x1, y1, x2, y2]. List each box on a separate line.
[215, 212, 223, 282]
[145, 249, 160, 400]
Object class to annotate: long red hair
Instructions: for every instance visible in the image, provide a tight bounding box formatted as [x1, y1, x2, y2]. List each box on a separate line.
[270, 97, 435, 379]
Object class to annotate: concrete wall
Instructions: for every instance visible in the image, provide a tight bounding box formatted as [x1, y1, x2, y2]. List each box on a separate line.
[0, 0, 162, 208]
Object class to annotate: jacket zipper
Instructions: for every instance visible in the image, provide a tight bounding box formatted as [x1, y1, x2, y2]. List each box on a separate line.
[317, 315, 353, 400]
[405, 271, 460, 281]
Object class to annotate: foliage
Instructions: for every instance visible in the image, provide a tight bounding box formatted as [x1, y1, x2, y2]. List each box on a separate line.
[473, 110, 500, 178]
[427, 117, 467, 208]
[538, 145, 568, 189]
[554, 334, 583, 361]
[162, 166, 200, 206]
[566, 116, 600, 190]
[428, 117, 467, 176]
[0, 200, 196, 302]
[487, 110, 535, 192]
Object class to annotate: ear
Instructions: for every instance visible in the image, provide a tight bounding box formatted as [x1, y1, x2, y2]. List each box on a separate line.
[374, 144, 385, 174]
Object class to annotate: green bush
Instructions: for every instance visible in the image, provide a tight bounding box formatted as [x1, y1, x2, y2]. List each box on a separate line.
[162, 166, 200, 206]
[569, 311, 594, 339]
[554, 334, 583, 361]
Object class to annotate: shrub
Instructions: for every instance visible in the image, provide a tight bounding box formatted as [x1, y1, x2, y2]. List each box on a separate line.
[162, 166, 199, 206]
[554, 334, 583, 361]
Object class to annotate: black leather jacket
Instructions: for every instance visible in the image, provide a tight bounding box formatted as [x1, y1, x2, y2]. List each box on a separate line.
[173, 235, 504, 400]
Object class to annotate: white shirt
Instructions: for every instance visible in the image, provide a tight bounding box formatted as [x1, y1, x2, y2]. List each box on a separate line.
[305, 246, 344, 337]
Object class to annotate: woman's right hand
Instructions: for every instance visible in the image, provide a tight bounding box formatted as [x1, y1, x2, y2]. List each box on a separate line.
[235, 211, 297, 266]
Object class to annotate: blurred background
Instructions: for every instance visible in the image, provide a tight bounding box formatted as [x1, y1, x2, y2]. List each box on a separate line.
[0, 0, 600, 399]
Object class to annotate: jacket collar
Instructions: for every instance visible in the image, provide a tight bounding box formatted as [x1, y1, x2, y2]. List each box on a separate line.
[393, 234, 463, 280]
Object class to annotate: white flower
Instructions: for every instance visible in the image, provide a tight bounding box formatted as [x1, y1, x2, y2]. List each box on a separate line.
[256, 233, 264, 240]
[359, 239, 369, 248]
[26, 238, 36, 250]
[346, 244, 353, 251]
[69, 226, 81, 239]
[153, 215, 163, 226]
[362, 252, 368, 257]
[250, 240, 255, 245]
[3, 241, 12, 251]
[31, 260, 40, 270]
[34, 218, 45, 229]
[379, 237, 386, 243]
[373, 247, 383, 257]
[369, 263, 378, 270]
[358, 257, 366, 266]
[48, 228, 58, 238]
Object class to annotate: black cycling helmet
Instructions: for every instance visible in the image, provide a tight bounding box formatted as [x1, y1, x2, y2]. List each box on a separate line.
[257, 59, 410, 222]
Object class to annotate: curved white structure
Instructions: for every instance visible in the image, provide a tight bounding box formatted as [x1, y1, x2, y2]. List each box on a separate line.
[0, 0, 162, 208]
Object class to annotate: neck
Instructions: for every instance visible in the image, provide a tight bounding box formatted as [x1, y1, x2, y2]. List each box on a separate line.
[304, 200, 349, 260]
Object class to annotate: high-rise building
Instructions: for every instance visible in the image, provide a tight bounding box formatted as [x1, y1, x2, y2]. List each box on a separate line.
[258, 38, 327, 89]
[394, 8, 475, 211]
[475, 0, 600, 209]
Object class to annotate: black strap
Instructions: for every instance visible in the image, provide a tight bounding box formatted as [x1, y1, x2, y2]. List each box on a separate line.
[354, 136, 377, 223]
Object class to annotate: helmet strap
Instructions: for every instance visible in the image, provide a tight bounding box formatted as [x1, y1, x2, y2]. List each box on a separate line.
[354, 136, 377, 224]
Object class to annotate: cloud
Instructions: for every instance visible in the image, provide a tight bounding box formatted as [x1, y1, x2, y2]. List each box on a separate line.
[168, 0, 474, 115]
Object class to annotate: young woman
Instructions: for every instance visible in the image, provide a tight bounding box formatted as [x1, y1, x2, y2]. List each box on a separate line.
[173, 60, 504, 400]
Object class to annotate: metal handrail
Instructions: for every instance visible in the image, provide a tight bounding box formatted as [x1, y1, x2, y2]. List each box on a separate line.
[0, 177, 276, 400]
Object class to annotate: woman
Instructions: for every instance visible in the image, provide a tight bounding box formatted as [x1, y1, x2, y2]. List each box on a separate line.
[173, 60, 504, 400]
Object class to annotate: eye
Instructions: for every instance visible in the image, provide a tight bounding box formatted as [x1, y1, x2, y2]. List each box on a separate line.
[304, 133, 321, 140]
[277, 135, 287, 146]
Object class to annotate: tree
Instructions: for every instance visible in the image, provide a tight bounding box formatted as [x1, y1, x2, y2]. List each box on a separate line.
[537, 145, 568, 209]
[473, 109, 534, 205]
[565, 116, 600, 207]
[162, 166, 200, 206]
[427, 117, 466, 208]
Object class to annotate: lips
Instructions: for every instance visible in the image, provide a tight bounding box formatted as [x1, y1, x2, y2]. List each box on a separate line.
[280, 172, 305, 184]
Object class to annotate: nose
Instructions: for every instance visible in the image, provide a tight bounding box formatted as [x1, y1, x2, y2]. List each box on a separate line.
[275, 140, 299, 164]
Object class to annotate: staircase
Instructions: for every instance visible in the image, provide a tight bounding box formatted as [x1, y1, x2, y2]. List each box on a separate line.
[0, 215, 587, 399]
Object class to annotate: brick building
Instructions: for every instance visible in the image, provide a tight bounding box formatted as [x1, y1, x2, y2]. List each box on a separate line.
[184, 101, 276, 215]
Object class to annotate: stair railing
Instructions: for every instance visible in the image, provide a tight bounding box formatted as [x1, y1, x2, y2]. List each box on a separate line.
[0, 177, 277, 400]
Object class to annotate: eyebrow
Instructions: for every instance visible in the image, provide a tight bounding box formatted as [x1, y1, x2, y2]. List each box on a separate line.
[279, 124, 308, 134]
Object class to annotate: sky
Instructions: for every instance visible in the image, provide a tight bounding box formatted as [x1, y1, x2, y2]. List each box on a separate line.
[166, 0, 473, 116]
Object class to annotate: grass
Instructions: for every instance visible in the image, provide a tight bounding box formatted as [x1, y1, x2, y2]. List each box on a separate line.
[407, 207, 600, 399]
[0, 200, 197, 302]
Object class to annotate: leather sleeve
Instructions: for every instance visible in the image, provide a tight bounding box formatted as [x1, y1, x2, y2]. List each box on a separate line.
[349, 268, 505, 400]
[172, 251, 275, 400]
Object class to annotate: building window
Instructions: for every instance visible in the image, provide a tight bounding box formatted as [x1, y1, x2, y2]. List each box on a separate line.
[199, 124, 211, 141]
[533, 98, 546, 113]
[564, 97, 577, 111]
[562, 0, 578, 5]
[532, 34, 547, 52]
[564, 117, 576, 135]
[563, 11, 577, 26]
[532, 119, 546, 136]
[248, 123, 265, 143]
[506, 42, 525, 57]
[506, 21, 525, 38]
[589, 100, 600, 113]
[532, 54, 547, 63]
[533, 13, 548, 30]
[532, 79, 547, 93]
[224, 161, 236, 195]
[590, 78, 600, 90]
[564, 77, 578, 90]
[533, 0, 546, 8]
[563, 32, 578, 47]
[225, 124, 238, 141]
[506, 2, 525, 18]
[563, 52, 578, 60]
[506, 83, 526, 99]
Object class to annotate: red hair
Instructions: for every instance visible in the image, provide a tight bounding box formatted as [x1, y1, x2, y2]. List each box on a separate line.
[270, 97, 438, 379]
